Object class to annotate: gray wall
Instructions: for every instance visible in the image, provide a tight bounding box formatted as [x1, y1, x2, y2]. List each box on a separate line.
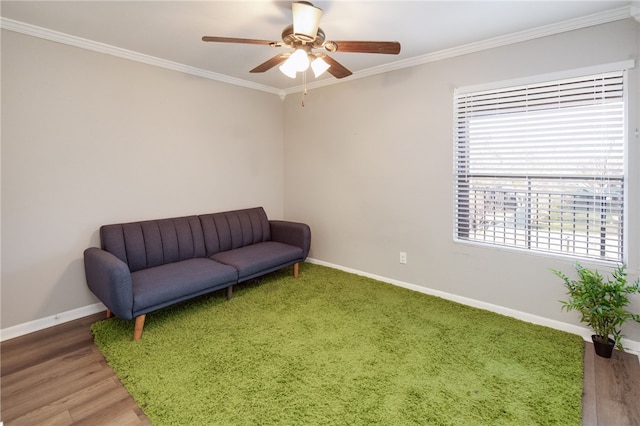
[1, 30, 284, 329]
[283, 19, 640, 342]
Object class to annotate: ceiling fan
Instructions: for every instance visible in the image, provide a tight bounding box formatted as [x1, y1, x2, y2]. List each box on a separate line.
[202, 1, 401, 80]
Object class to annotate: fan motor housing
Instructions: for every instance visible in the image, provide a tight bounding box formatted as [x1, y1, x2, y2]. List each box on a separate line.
[281, 24, 325, 48]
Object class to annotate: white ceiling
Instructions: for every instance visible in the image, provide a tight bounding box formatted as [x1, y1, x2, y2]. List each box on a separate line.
[1, 1, 636, 93]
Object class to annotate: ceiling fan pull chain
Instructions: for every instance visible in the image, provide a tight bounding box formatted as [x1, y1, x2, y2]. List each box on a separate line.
[302, 70, 308, 107]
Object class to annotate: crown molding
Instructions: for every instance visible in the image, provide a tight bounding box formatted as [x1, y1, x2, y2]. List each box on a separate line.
[632, 2, 640, 22]
[0, 17, 282, 96]
[1, 4, 633, 98]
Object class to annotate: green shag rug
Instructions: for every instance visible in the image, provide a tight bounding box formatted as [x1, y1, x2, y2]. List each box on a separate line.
[92, 263, 584, 425]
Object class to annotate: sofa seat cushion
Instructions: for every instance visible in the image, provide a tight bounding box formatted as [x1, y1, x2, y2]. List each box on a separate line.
[132, 258, 237, 313]
[210, 241, 303, 281]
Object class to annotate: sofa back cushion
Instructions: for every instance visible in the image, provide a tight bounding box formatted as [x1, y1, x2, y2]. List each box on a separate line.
[199, 207, 271, 256]
[101, 215, 206, 272]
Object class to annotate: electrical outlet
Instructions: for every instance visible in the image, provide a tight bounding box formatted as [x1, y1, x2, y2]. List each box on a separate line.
[399, 252, 407, 264]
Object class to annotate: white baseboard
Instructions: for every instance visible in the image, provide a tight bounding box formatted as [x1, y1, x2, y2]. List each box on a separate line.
[306, 258, 640, 356]
[0, 302, 105, 342]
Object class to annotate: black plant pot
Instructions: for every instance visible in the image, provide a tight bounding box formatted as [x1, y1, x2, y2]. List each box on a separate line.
[591, 335, 615, 358]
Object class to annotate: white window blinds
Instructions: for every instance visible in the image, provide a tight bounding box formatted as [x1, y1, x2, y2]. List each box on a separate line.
[454, 71, 625, 262]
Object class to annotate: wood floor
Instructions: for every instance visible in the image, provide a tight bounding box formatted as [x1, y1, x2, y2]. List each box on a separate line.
[1, 313, 149, 425]
[2, 312, 639, 425]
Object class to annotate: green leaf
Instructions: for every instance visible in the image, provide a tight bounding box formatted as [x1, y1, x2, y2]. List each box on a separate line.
[552, 262, 640, 352]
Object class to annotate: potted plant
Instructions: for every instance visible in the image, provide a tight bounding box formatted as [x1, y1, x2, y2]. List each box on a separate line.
[552, 263, 640, 358]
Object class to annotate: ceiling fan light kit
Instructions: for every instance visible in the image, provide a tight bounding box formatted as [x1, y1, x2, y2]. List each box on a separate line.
[202, 1, 401, 90]
[278, 48, 330, 79]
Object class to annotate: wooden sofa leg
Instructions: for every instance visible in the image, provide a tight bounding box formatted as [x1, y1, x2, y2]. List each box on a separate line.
[226, 285, 233, 300]
[133, 314, 146, 341]
[106, 309, 114, 318]
[293, 262, 299, 278]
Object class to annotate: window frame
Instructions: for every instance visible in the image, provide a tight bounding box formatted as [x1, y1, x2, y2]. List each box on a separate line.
[453, 61, 634, 264]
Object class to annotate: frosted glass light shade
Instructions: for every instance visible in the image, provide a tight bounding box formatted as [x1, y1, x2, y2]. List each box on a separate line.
[311, 57, 330, 77]
[289, 49, 310, 72]
[279, 60, 298, 78]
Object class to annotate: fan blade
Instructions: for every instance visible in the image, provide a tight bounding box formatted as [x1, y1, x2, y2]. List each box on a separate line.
[202, 36, 277, 46]
[329, 41, 401, 54]
[321, 55, 352, 79]
[250, 54, 289, 73]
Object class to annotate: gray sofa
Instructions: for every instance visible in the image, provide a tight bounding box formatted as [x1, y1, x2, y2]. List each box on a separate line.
[84, 207, 311, 340]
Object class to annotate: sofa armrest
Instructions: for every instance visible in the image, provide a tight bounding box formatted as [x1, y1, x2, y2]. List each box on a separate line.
[83, 247, 134, 320]
[270, 220, 311, 260]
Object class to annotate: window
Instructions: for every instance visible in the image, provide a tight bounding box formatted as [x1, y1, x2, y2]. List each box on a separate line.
[454, 70, 625, 262]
